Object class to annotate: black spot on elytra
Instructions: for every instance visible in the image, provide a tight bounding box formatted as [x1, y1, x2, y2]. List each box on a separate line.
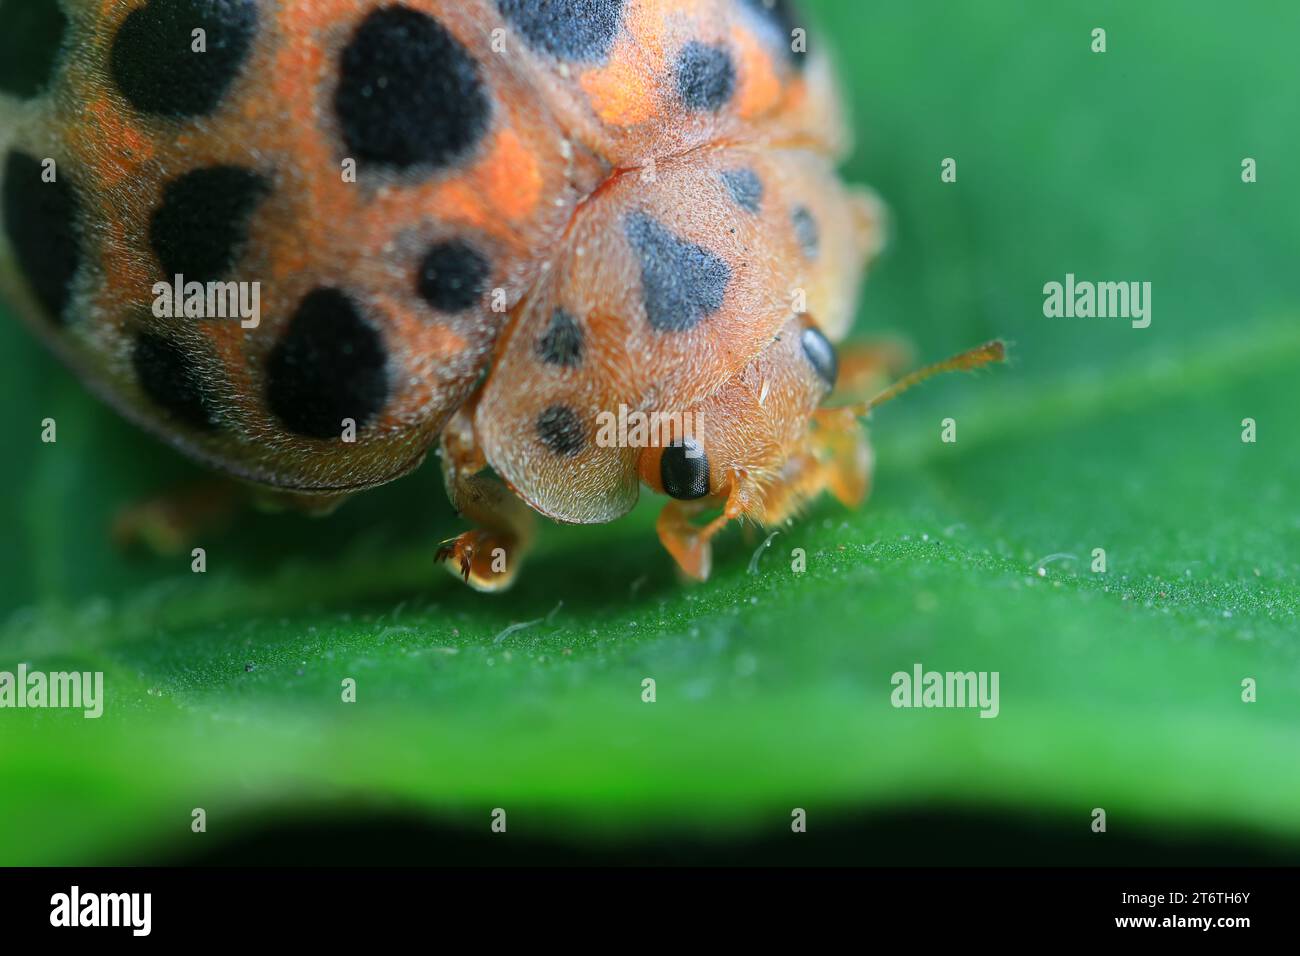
[792, 205, 819, 259]
[676, 42, 735, 112]
[0, 0, 68, 99]
[335, 6, 490, 171]
[661, 439, 709, 500]
[498, 0, 625, 61]
[535, 308, 583, 367]
[740, 0, 807, 70]
[150, 166, 269, 283]
[536, 404, 584, 456]
[132, 331, 219, 429]
[800, 326, 837, 388]
[266, 288, 389, 439]
[721, 167, 763, 214]
[2, 151, 81, 324]
[624, 212, 730, 333]
[416, 239, 490, 313]
[110, 0, 258, 117]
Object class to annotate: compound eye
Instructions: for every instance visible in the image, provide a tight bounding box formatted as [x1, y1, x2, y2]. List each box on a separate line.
[800, 326, 838, 388]
[660, 438, 710, 500]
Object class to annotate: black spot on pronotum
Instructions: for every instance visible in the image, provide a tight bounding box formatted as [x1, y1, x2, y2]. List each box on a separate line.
[740, 0, 807, 70]
[792, 205, 819, 259]
[535, 308, 583, 367]
[1, 150, 82, 324]
[624, 212, 730, 332]
[266, 288, 389, 439]
[661, 438, 710, 500]
[720, 167, 763, 214]
[110, 0, 258, 117]
[0, 0, 68, 99]
[498, 0, 625, 62]
[675, 42, 736, 112]
[799, 326, 837, 388]
[150, 166, 269, 283]
[536, 404, 584, 456]
[132, 331, 219, 429]
[416, 239, 490, 312]
[335, 6, 491, 171]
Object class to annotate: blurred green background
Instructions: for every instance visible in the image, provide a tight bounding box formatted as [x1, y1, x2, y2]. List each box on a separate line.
[1, 0, 1297, 865]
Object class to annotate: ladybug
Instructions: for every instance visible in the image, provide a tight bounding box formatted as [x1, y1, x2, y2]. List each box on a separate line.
[0, 0, 1001, 590]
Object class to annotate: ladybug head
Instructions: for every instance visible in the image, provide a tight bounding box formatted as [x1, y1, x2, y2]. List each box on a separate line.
[635, 327, 1006, 523]
[635, 316, 841, 508]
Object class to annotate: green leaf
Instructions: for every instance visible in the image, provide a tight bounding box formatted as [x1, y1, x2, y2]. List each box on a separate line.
[1, 0, 1297, 864]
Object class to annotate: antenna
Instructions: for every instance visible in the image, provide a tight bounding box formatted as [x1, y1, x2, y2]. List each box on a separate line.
[842, 340, 1006, 416]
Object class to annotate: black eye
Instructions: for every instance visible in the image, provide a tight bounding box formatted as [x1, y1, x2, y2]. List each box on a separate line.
[661, 438, 710, 500]
[800, 326, 838, 388]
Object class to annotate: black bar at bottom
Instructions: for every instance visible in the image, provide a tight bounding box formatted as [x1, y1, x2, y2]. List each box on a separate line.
[0, 866, 1290, 940]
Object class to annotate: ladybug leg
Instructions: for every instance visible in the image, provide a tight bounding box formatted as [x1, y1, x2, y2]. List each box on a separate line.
[656, 417, 872, 580]
[250, 487, 352, 516]
[112, 477, 246, 555]
[831, 338, 913, 403]
[808, 408, 875, 509]
[656, 472, 763, 582]
[113, 480, 352, 555]
[750, 417, 874, 537]
[434, 486, 534, 592]
[656, 499, 718, 581]
[436, 410, 535, 592]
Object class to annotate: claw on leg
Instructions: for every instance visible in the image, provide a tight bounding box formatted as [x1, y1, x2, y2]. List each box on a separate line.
[435, 537, 472, 583]
[436, 528, 523, 592]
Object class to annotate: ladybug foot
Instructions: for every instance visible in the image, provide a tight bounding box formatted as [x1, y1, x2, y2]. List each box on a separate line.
[656, 498, 733, 582]
[437, 529, 522, 592]
[112, 478, 243, 555]
[659, 525, 713, 582]
[656, 473, 768, 581]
